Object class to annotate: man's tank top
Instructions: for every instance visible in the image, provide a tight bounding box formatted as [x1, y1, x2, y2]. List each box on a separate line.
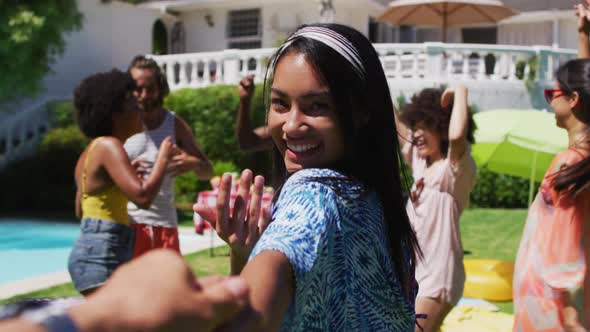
[124, 110, 177, 227]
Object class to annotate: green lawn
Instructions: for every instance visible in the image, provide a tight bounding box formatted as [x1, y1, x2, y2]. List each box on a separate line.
[461, 208, 526, 263]
[460, 208, 527, 314]
[1, 209, 528, 314]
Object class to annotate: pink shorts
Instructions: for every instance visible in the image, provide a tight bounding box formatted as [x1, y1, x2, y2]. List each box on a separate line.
[132, 224, 180, 258]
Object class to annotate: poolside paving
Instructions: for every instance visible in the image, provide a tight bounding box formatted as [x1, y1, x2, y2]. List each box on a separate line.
[0, 227, 225, 300]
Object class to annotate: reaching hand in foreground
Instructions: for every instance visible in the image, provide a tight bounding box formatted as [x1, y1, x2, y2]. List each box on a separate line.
[0, 250, 261, 332]
[70, 250, 258, 332]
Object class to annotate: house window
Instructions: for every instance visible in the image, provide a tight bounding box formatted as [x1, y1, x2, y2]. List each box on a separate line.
[462, 27, 497, 44]
[399, 25, 416, 43]
[152, 19, 168, 55]
[171, 22, 186, 54]
[368, 17, 397, 43]
[227, 9, 261, 49]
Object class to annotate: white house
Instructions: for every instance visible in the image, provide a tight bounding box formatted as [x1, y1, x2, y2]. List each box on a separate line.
[24, 0, 583, 101]
[0, 0, 580, 169]
[498, 0, 577, 49]
[402, 0, 576, 48]
[38, 0, 392, 99]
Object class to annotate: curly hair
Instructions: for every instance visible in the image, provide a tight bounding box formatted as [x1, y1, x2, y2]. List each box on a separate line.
[128, 55, 170, 106]
[400, 88, 476, 155]
[74, 69, 136, 138]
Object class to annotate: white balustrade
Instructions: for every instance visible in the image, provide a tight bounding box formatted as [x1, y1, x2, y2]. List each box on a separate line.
[0, 43, 578, 171]
[0, 95, 63, 170]
[148, 48, 275, 91]
[148, 43, 575, 91]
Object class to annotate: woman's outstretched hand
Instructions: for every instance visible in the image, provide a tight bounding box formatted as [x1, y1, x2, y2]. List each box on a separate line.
[193, 170, 272, 273]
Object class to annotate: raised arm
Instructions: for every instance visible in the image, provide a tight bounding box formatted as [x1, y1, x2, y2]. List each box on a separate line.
[172, 116, 213, 180]
[576, 1, 590, 59]
[236, 75, 273, 152]
[443, 85, 469, 163]
[100, 137, 172, 208]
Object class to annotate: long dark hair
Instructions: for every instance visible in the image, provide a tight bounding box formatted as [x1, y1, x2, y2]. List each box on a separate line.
[264, 23, 420, 297]
[552, 59, 590, 197]
[400, 88, 476, 155]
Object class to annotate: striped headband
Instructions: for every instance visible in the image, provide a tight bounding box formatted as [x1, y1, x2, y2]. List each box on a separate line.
[268, 26, 367, 81]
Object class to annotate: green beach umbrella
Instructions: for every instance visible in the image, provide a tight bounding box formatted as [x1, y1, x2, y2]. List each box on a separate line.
[472, 109, 568, 205]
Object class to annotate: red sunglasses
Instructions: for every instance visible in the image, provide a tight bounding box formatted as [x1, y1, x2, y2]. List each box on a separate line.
[544, 89, 564, 104]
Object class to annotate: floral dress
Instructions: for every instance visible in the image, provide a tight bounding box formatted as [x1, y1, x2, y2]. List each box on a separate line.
[250, 168, 417, 331]
[513, 149, 590, 331]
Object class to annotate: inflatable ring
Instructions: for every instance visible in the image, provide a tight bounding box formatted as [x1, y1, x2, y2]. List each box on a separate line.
[463, 259, 514, 302]
[441, 306, 514, 332]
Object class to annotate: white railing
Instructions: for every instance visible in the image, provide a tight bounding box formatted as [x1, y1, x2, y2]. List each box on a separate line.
[0, 43, 577, 171]
[0, 95, 66, 170]
[149, 42, 576, 91]
[149, 48, 276, 90]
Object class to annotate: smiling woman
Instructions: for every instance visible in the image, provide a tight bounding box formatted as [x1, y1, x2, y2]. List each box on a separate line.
[194, 23, 420, 331]
[397, 86, 478, 332]
[268, 52, 343, 174]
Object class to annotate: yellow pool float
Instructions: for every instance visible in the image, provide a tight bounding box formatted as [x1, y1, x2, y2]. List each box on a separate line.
[441, 306, 514, 332]
[463, 259, 514, 302]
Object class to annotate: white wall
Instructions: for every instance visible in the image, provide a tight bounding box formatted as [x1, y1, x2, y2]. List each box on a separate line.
[498, 21, 553, 46]
[558, 18, 578, 49]
[262, 1, 375, 48]
[42, 0, 160, 97]
[182, 8, 228, 52]
[180, 0, 377, 52]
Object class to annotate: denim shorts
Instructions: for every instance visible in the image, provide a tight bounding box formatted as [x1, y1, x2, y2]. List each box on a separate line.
[68, 218, 134, 293]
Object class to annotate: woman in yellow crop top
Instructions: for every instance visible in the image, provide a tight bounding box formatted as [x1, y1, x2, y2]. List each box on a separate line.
[68, 70, 173, 295]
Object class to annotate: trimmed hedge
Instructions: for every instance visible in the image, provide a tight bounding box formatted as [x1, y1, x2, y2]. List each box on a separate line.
[471, 167, 540, 208]
[1, 85, 272, 211]
[164, 84, 270, 172]
[0, 124, 87, 212]
[174, 160, 239, 205]
[165, 84, 273, 204]
[1, 86, 542, 212]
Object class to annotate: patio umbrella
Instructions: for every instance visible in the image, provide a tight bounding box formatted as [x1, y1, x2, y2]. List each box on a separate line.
[471, 109, 568, 205]
[378, 0, 517, 42]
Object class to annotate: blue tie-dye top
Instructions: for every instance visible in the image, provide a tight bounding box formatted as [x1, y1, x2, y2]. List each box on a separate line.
[249, 168, 416, 332]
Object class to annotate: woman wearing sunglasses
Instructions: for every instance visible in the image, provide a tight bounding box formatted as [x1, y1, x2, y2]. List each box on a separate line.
[513, 59, 590, 331]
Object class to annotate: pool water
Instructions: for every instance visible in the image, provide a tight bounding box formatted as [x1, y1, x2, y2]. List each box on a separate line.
[0, 219, 79, 284]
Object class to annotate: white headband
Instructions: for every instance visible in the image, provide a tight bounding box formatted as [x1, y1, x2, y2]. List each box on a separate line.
[269, 26, 366, 81]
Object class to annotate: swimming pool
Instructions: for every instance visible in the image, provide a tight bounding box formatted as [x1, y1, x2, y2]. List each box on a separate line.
[0, 219, 79, 284]
[0, 219, 210, 285]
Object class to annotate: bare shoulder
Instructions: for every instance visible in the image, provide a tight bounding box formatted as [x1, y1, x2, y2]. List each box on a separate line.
[95, 136, 123, 148]
[174, 115, 197, 148]
[174, 115, 192, 132]
[93, 137, 127, 159]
